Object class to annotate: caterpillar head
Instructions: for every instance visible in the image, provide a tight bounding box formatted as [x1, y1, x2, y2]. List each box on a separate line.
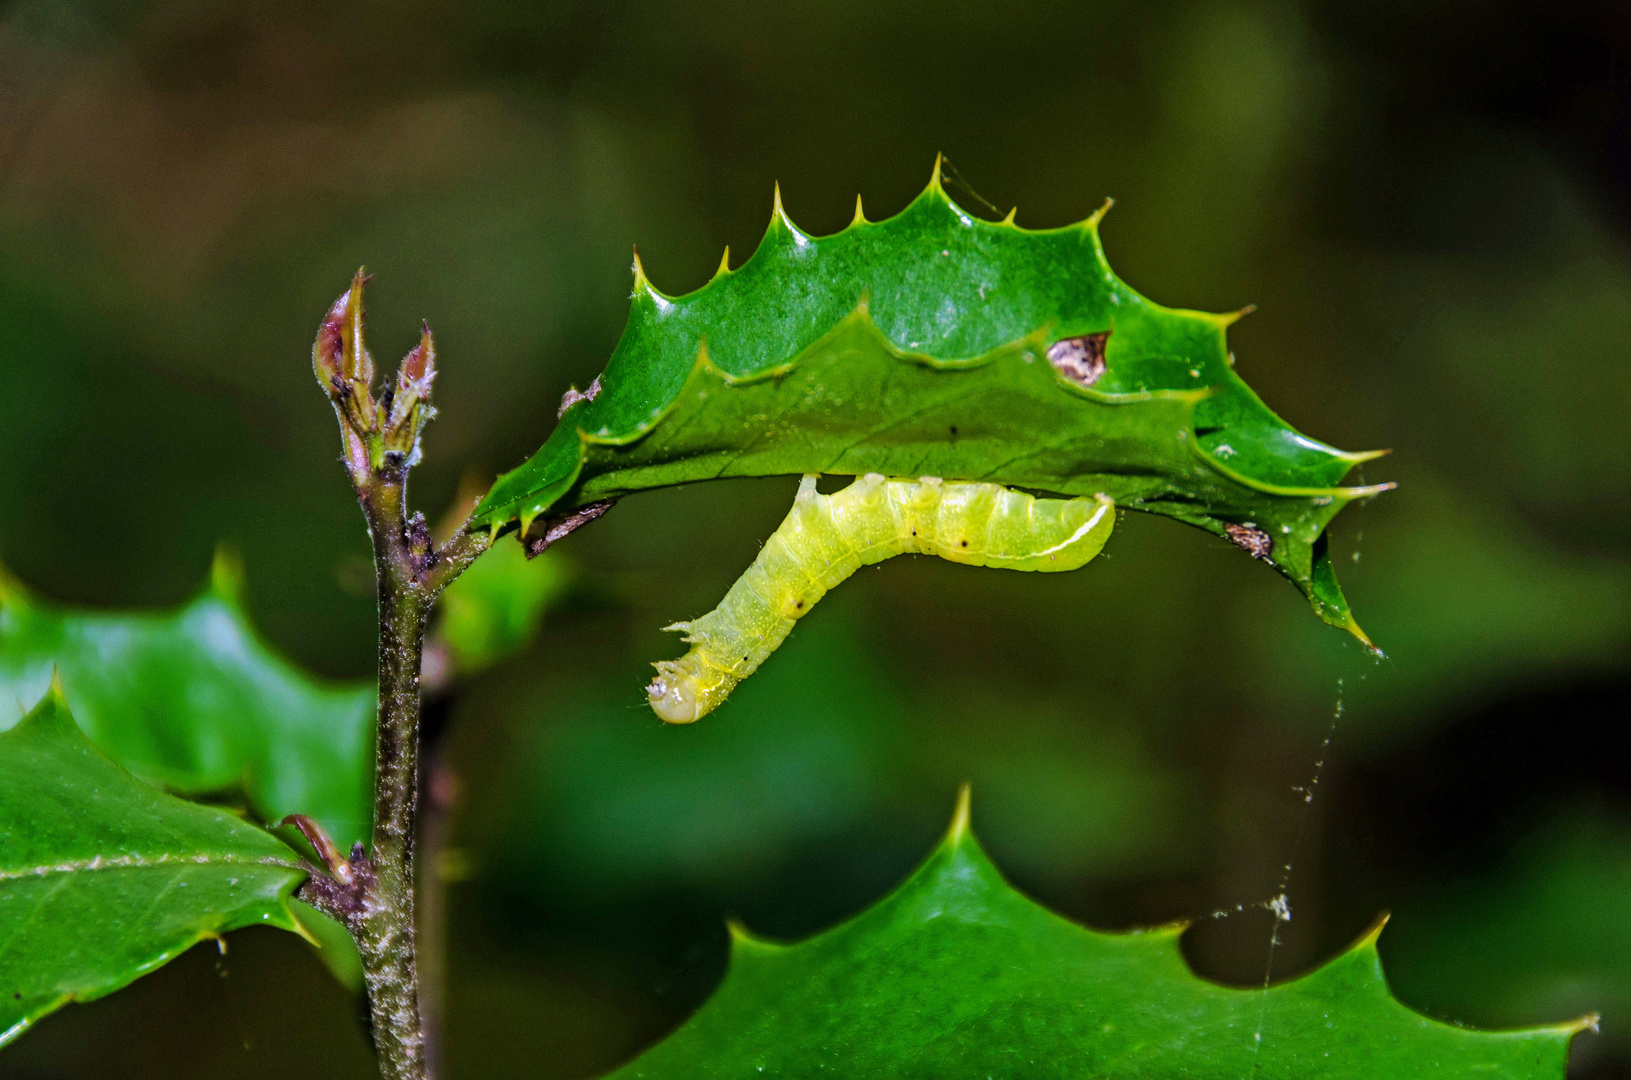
[647, 655, 738, 724]
[647, 662, 702, 723]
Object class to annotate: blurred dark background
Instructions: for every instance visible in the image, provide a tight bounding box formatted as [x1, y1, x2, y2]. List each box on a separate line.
[1, 0, 1629, 1076]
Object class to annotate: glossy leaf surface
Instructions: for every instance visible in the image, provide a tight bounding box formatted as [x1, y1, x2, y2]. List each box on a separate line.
[612, 797, 1584, 1079]
[477, 166, 1389, 637]
[0, 688, 305, 1046]
[0, 551, 374, 847]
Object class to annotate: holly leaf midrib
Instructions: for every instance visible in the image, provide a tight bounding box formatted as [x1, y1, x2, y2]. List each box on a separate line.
[0, 852, 304, 881]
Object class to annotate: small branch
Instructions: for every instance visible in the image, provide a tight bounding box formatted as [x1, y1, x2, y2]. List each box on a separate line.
[282, 813, 354, 884]
[294, 839, 375, 925]
[308, 271, 607, 1080]
[351, 460, 437, 1080]
[420, 522, 492, 595]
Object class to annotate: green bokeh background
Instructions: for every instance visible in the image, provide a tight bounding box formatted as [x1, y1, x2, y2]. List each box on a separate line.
[1, 0, 1628, 1076]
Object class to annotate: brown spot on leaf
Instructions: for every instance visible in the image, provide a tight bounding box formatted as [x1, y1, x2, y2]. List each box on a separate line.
[1047, 332, 1109, 387]
[1224, 522, 1274, 561]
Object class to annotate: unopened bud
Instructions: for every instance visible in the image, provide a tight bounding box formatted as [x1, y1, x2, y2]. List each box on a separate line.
[313, 292, 349, 389]
[340, 268, 375, 386]
[401, 321, 434, 382]
[313, 268, 383, 482]
[311, 270, 443, 486]
[383, 322, 438, 463]
[313, 268, 376, 393]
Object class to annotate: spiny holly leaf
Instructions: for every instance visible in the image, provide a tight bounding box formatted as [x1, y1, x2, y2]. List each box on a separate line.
[612, 792, 1587, 1079]
[0, 550, 374, 848]
[476, 162, 1389, 639]
[0, 686, 307, 1046]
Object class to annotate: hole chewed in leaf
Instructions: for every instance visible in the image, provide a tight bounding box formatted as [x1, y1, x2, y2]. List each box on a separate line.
[1047, 332, 1109, 387]
[557, 375, 603, 418]
[1224, 522, 1274, 562]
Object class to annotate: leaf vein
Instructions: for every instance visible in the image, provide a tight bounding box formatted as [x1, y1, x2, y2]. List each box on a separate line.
[0, 853, 303, 881]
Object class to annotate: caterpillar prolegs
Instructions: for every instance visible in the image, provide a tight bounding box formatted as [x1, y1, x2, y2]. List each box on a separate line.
[647, 474, 1116, 723]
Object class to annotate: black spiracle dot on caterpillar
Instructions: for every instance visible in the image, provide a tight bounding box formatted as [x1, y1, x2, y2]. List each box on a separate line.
[960, 540, 968, 547]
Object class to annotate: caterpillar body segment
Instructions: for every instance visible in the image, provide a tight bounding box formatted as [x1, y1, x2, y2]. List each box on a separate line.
[646, 474, 1115, 723]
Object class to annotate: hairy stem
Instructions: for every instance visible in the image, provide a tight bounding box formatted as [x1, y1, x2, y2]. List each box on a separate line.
[345, 466, 488, 1080]
[417, 756, 459, 1075]
[357, 469, 430, 1079]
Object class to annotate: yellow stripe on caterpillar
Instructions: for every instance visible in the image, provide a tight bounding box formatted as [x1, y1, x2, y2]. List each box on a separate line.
[647, 473, 1115, 723]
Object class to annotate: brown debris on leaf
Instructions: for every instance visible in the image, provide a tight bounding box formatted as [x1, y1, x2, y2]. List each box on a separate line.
[1224, 522, 1274, 562]
[1047, 332, 1109, 387]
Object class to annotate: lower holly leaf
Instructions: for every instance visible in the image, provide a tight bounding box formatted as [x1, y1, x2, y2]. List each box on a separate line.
[0, 549, 375, 848]
[290, 899, 366, 993]
[0, 686, 307, 1046]
[613, 791, 1590, 1079]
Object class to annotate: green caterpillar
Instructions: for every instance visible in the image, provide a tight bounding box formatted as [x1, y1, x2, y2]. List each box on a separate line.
[647, 474, 1115, 723]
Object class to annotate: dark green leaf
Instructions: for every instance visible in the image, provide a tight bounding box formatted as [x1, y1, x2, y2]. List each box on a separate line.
[613, 795, 1586, 1079]
[476, 166, 1388, 639]
[0, 550, 374, 847]
[436, 540, 569, 674]
[0, 686, 306, 1046]
[290, 900, 366, 994]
